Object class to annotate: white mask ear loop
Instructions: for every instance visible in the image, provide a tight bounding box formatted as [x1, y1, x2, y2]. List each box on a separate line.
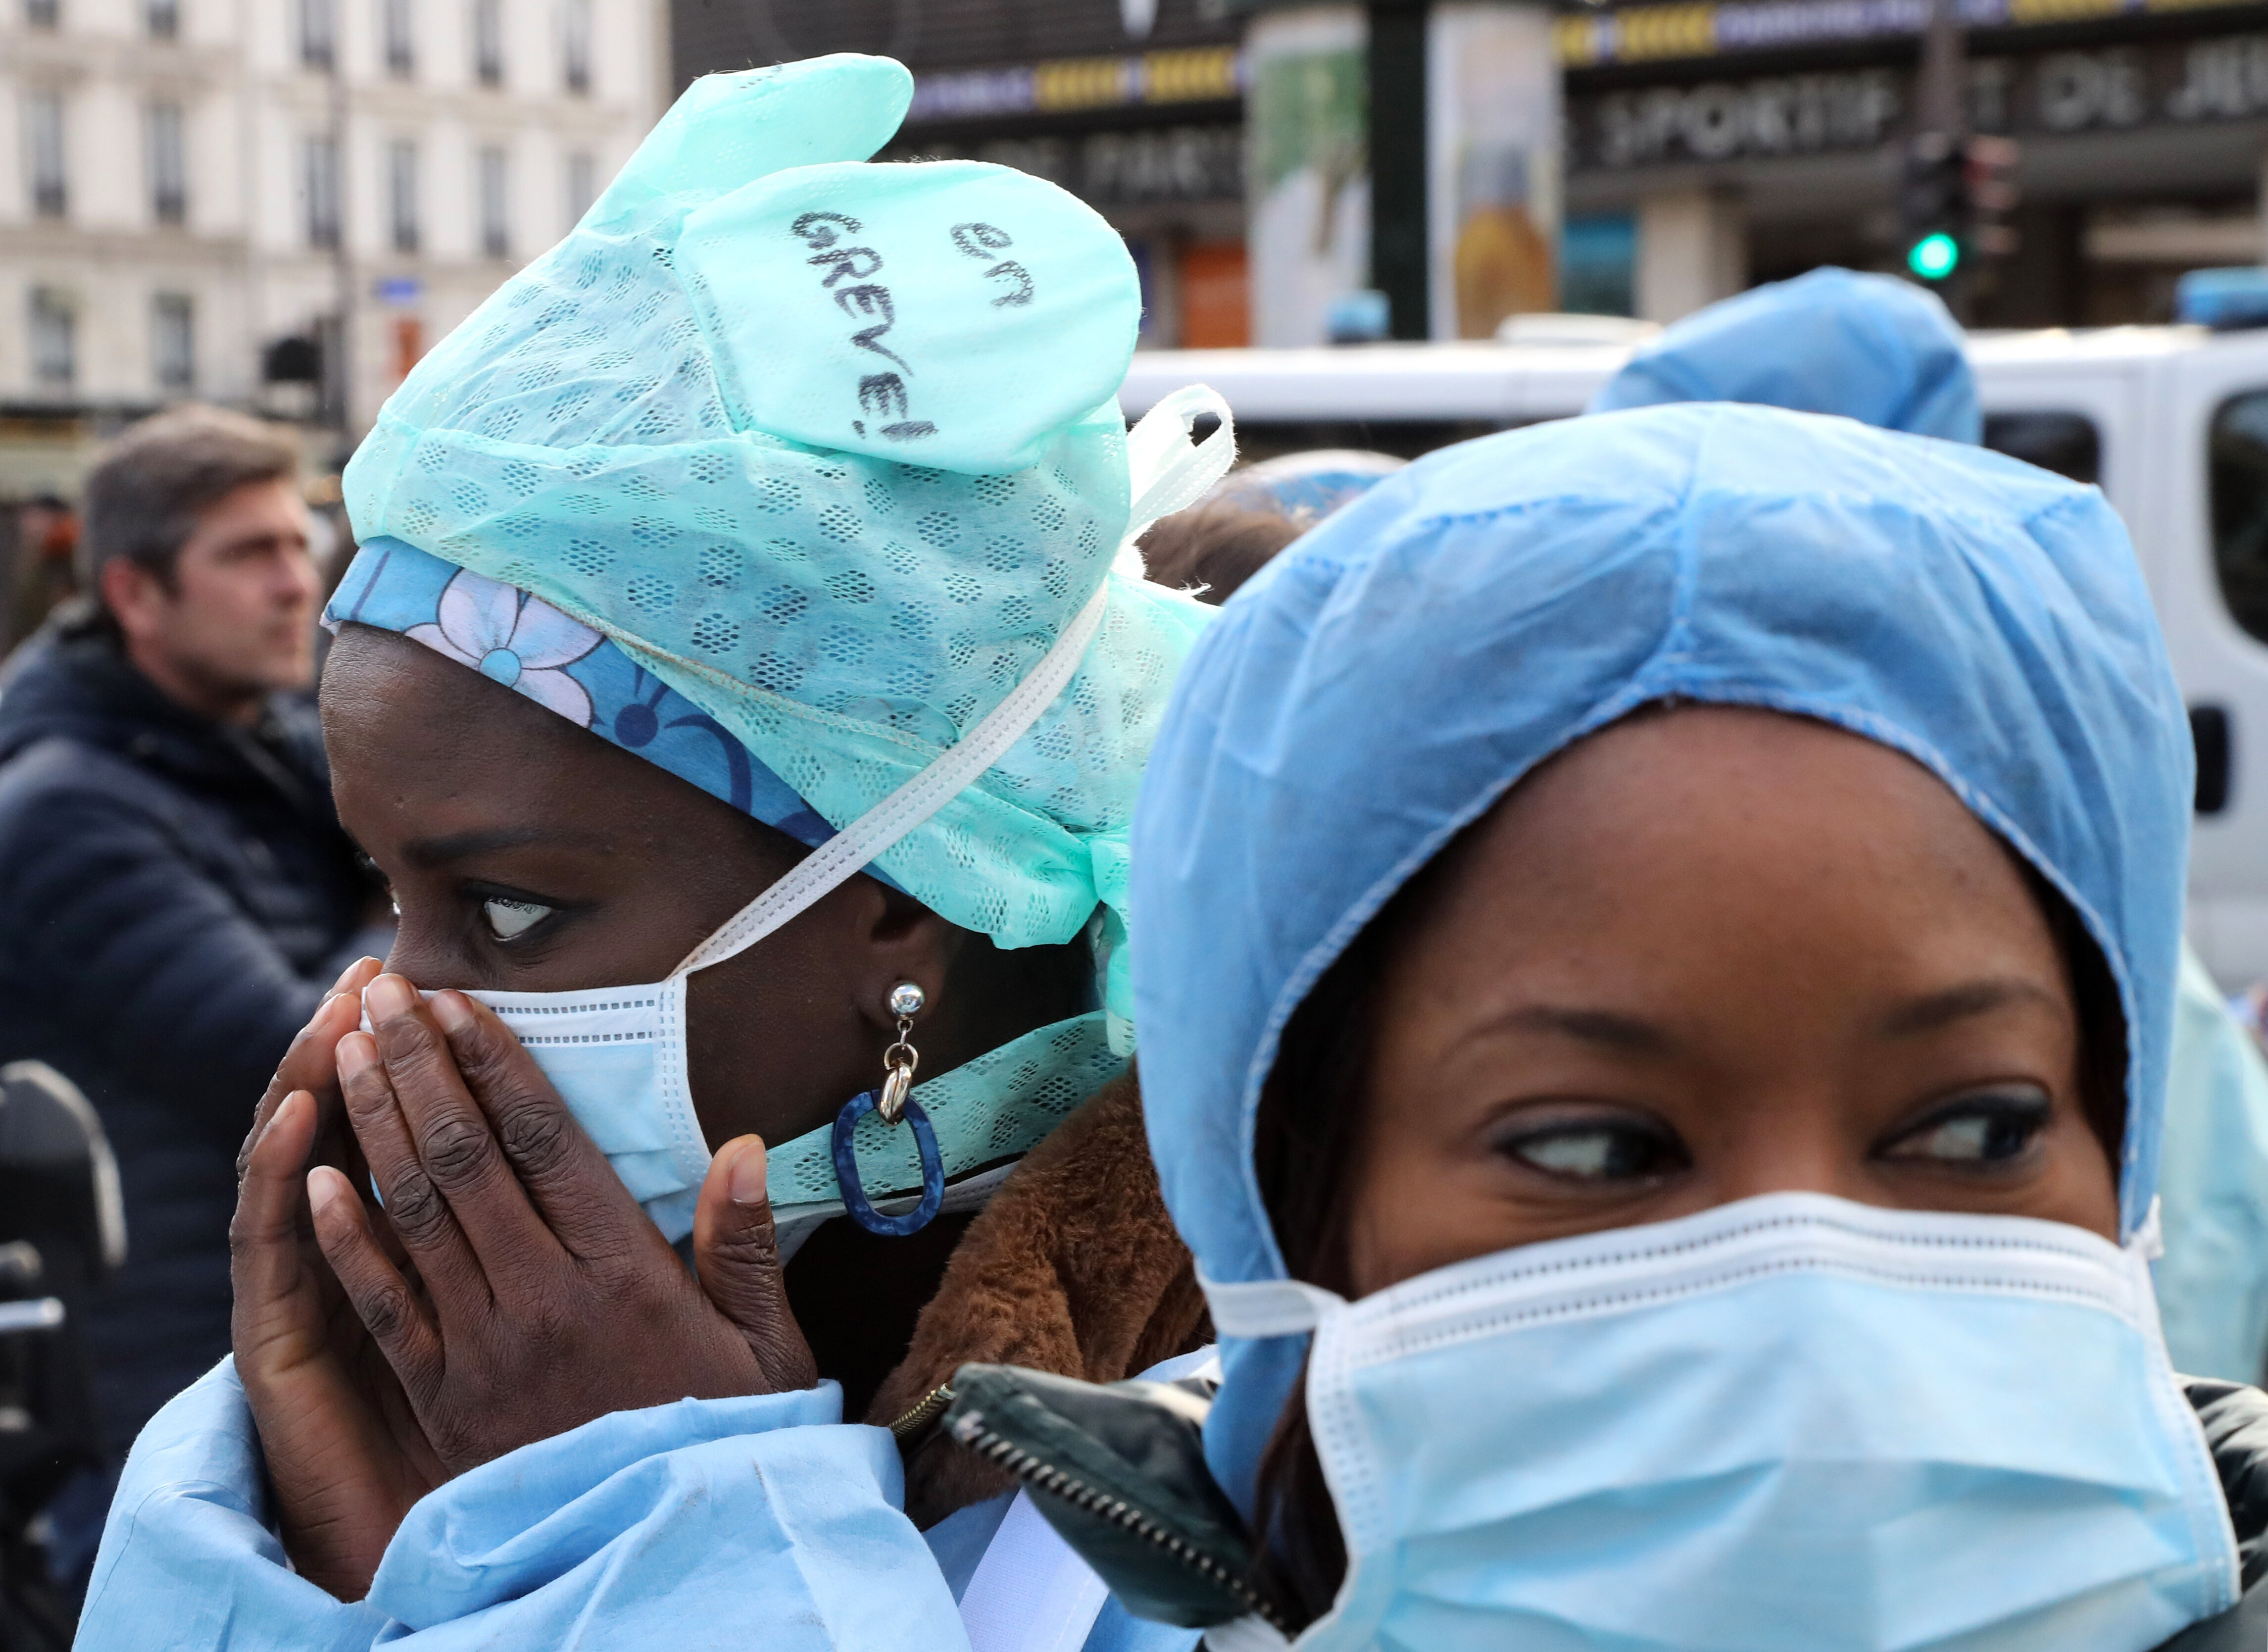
[2131, 1195, 2166, 1261]
[1115, 382, 1238, 578]
[669, 387, 1236, 982]
[1199, 1271, 1344, 1339]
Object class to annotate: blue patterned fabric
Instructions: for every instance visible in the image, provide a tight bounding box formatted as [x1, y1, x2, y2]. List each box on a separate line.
[332, 54, 1204, 1047]
[327, 537, 839, 853]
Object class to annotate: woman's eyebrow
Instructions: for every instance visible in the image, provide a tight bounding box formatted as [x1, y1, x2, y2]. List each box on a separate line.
[399, 825, 610, 868]
[1879, 977, 2061, 1038]
[1486, 1004, 1675, 1055]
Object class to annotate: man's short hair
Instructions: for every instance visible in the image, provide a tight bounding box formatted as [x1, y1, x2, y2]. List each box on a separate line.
[78, 404, 301, 597]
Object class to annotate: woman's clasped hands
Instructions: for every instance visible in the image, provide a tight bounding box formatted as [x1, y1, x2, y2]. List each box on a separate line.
[229, 960, 816, 1601]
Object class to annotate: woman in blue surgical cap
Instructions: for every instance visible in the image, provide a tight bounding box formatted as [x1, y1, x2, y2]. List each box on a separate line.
[1591, 264, 2268, 1387]
[76, 55, 1233, 1652]
[967, 402, 2268, 1649]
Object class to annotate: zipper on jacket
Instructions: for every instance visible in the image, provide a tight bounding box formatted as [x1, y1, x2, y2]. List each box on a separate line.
[945, 1407, 1291, 1634]
[888, 1382, 956, 1446]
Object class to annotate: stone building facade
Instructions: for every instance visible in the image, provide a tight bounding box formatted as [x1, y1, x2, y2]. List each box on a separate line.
[0, 0, 668, 493]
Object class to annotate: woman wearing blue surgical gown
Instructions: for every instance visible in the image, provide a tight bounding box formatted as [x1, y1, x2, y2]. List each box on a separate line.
[77, 53, 1228, 1652]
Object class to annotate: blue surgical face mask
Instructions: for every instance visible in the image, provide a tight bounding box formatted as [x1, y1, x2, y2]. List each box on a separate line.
[1203, 1192, 2240, 1652]
[454, 978, 708, 1243]
[458, 981, 1120, 1252]
[368, 976, 716, 1244]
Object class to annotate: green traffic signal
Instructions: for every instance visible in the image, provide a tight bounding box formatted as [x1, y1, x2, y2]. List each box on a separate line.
[1908, 231, 1961, 281]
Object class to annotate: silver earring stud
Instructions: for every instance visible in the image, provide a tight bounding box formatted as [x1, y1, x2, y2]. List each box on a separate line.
[880, 982, 925, 1122]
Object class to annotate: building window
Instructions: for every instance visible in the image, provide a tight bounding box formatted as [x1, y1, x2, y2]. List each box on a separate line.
[149, 102, 188, 226]
[25, 0, 58, 25]
[382, 0, 414, 77]
[26, 91, 66, 220]
[561, 0, 592, 95]
[478, 144, 509, 258]
[303, 134, 340, 249]
[153, 293, 195, 393]
[299, 0, 335, 69]
[565, 150, 595, 226]
[473, 0, 503, 88]
[29, 290, 75, 390]
[388, 139, 419, 252]
[147, 0, 180, 36]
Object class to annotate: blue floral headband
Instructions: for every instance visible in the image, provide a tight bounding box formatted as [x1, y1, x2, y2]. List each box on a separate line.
[325, 538, 842, 855]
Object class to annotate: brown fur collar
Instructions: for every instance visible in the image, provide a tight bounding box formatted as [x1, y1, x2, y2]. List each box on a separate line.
[866, 1068, 1209, 1527]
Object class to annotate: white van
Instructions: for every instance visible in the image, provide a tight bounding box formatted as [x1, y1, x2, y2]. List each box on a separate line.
[1123, 328, 2268, 987]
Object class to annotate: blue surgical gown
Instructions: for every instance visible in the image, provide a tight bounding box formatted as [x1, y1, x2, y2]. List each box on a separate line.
[76, 1358, 1200, 1652]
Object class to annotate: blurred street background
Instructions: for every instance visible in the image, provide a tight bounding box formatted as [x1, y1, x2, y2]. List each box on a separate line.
[9, 0, 2268, 539]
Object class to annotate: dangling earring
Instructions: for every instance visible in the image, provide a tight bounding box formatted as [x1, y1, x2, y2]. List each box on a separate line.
[879, 980, 923, 1122]
[831, 982, 945, 1237]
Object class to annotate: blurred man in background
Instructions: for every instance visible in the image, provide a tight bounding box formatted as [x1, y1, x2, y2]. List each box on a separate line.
[0, 406, 381, 1585]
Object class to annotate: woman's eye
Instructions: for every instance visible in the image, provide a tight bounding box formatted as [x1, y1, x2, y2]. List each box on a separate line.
[482, 897, 554, 941]
[1499, 1120, 1690, 1183]
[1881, 1089, 2052, 1165]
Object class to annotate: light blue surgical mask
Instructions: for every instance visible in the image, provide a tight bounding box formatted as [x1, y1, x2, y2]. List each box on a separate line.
[451, 977, 706, 1242]
[1202, 1192, 2240, 1652]
[462, 982, 1120, 1252]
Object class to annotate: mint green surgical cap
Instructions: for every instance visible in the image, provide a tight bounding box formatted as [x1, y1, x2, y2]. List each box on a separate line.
[342, 54, 1216, 1046]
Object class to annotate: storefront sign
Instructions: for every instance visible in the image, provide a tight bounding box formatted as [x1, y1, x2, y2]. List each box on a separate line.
[2160, 33, 2268, 122]
[908, 46, 1241, 123]
[1085, 125, 1245, 203]
[1586, 70, 1901, 166]
[889, 126, 1243, 206]
[1554, 0, 2254, 68]
[1573, 25, 2268, 169]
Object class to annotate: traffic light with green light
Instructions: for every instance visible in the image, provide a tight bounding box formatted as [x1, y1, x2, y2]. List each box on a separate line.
[1898, 135, 1965, 284]
[1908, 231, 1960, 281]
[1898, 134, 2020, 285]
